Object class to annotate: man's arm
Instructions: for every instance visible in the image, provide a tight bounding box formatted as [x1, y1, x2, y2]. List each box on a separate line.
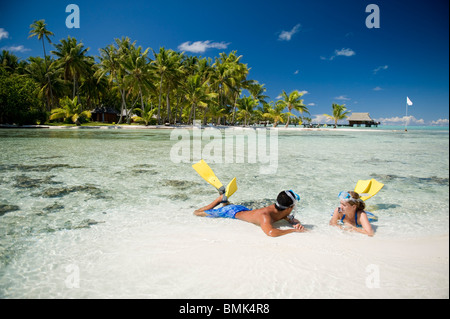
[284, 216, 305, 231]
[260, 214, 305, 237]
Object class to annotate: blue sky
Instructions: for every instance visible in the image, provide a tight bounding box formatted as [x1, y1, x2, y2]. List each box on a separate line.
[1, 0, 448, 125]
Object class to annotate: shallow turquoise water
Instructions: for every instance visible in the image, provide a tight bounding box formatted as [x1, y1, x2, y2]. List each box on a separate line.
[0, 127, 448, 298]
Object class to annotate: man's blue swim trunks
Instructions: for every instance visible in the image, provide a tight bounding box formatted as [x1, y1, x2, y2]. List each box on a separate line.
[204, 205, 250, 219]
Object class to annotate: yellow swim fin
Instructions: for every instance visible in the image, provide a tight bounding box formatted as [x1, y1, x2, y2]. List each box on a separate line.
[192, 160, 224, 192]
[225, 177, 238, 198]
[354, 179, 372, 194]
[360, 179, 384, 201]
[361, 178, 384, 200]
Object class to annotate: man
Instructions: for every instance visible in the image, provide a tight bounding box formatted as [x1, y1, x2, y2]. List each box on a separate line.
[194, 190, 307, 237]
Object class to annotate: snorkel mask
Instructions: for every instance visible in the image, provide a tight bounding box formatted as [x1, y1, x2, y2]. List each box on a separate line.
[338, 191, 364, 206]
[338, 191, 352, 201]
[276, 190, 301, 217]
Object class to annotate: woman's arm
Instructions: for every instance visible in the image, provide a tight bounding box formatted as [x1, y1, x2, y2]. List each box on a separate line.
[341, 212, 374, 237]
[329, 207, 341, 226]
[357, 212, 374, 237]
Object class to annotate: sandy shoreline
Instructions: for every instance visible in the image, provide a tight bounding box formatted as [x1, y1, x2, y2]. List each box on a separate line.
[165, 228, 449, 299]
[0, 124, 402, 132]
[3, 218, 447, 299]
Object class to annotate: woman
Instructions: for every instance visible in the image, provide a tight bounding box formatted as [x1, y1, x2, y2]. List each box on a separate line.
[330, 191, 374, 237]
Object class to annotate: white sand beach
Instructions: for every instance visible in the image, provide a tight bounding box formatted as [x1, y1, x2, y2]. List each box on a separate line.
[2, 214, 447, 299]
[159, 229, 449, 299]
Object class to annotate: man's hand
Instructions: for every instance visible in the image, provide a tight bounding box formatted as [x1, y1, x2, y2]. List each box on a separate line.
[293, 223, 307, 232]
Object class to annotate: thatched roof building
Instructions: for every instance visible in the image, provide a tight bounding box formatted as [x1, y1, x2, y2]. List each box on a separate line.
[347, 113, 380, 127]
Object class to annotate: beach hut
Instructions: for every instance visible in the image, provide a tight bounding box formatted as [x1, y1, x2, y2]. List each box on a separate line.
[91, 106, 119, 123]
[347, 113, 380, 127]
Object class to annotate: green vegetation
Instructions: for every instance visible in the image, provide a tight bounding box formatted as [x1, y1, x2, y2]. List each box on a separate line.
[0, 19, 315, 126]
[323, 103, 350, 128]
[49, 96, 91, 125]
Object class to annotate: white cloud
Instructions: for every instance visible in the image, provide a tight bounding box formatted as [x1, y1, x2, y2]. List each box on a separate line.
[1, 45, 31, 53]
[376, 116, 425, 125]
[178, 41, 229, 53]
[0, 28, 9, 40]
[312, 115, 332, 123]
[278, 24, 301, 41]
[379, 117, 449, 126]
[311, 114, 345, 124]
[373, 65, 388, 74]
[373, 86, 383, 91]
[335, 48, 355, 57]
[307, 103, 316, 106]
[334, 95, 351, 101]
[430, 118, 449, 126]
[321, 48, 355, 60]
[294, 70, 299, 75]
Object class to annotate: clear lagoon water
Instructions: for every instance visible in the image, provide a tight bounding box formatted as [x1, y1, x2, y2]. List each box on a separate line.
[0, 126, 448, 298]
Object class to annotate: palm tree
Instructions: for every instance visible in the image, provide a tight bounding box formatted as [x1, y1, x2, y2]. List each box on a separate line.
[236, 96, 258, 126]
[323, 103, 350, 128]
[28, 20, 54, 110]
[96, 40, 127, 124]
[49, 96, 91, 125]
[52, 36, 91, 102]
[263, 102, 287, 127]
[183, 74, 217, 124]
[79, 62, 109, 111]
[122, 44, 155, 114]
[152, 47, 182, 124]
[207, 103, 227, 125]
[28, 20, 54, 60]
[25, 56, 65, 108]
[164, 51, 184, 124]
[132, 104, 157, 126]
[0, 50, 20, 74]
[276, 90, 309, 128]
[248, 82, 269, 105]
[222, 52, 250, 125]
[211, 52, 238, 112]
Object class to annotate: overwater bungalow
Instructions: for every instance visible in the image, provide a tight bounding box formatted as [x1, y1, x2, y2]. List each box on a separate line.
[347, 113, 380, 127]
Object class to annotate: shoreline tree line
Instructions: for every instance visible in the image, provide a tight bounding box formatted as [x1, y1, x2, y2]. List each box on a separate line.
[0, 20, 349, 127]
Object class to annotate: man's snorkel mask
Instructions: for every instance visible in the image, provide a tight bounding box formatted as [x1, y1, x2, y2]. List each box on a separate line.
[276, 190, 301, 213]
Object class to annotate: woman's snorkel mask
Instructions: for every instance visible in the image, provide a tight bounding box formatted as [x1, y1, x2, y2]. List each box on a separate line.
[338, 191, 363, 206]
[338, 191, 352, 201]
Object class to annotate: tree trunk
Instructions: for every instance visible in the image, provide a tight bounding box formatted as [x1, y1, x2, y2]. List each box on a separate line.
[166, 85, 171, 124]
[157, 76, 163, 125]
[285, 116, 290, 128]
[117, 88, 126, 124]
[42, 39, 53, 111]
